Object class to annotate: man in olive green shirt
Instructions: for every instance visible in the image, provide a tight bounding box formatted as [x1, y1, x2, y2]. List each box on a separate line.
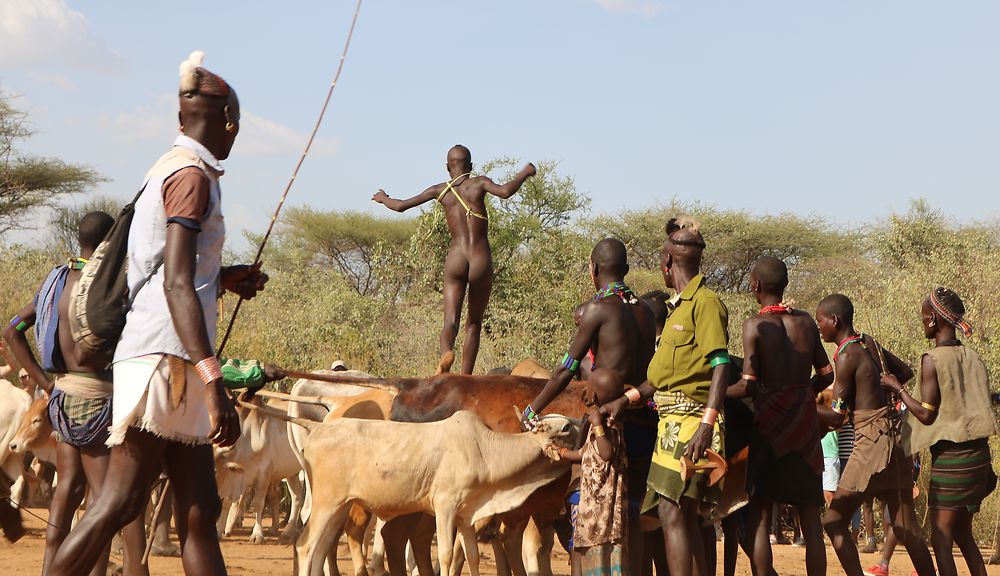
[604, 216, 730, 576]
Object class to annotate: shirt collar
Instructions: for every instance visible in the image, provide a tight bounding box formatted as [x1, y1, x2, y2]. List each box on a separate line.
[173, 134, 225, 175]
[677, 273, 705, 301]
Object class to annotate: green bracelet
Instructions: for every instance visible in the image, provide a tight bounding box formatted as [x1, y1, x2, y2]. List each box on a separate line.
[708, 350, 731, 368]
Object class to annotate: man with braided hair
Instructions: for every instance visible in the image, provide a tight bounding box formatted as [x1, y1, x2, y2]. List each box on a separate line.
[882, 287, 998, 576]
[601, 217, 729, 576]
[726, 256, 833, 576]
[815, 294, 936, 576]
[373, 146, 535, 374]
[47, 52, 267, 576]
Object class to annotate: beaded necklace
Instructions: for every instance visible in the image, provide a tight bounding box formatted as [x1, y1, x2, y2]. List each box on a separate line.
[833, 334, 863, 363]
[593, 281, 638, 304]
[68, 257, 88, 271]
[759, 303, 793, 315]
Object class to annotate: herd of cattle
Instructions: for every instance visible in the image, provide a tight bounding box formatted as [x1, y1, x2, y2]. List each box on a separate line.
[0, 361, 589, 576]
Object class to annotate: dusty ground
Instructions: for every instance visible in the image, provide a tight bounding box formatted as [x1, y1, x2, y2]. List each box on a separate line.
[4, 507, 997, 575]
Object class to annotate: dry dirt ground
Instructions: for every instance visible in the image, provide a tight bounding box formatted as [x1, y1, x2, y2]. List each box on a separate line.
[4, 508, 998, 576]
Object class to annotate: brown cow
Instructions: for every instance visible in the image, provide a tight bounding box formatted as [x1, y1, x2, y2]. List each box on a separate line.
[289, 371, 588, 576]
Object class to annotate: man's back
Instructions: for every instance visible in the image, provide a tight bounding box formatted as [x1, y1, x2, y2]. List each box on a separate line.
[436, 178, 490, 248]
[591, 297, 656, 387]
[746, 310, 820, 391]
[56, 270, 100, 374]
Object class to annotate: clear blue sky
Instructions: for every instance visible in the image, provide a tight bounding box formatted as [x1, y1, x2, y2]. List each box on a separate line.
[2, 0, 998, 247]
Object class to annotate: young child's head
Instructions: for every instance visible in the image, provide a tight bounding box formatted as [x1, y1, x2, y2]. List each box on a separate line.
[584, 369, 625, 407]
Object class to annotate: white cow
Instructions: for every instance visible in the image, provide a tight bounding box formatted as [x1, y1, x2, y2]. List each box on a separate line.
[276, 409, 579, 576]
[0, 379, 32, 504]
[215, 396, 304, 544]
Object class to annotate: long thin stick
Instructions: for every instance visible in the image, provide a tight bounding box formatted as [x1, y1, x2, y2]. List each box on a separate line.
[142, 478, 169, 566]
[216, 0, 364, 356]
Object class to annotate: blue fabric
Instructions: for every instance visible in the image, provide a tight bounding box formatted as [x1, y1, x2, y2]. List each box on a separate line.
[167, 216, 202, 231]
[567, 490, 580, 551]
[33, 265, 68, 373]
[47, 388, 112, 448]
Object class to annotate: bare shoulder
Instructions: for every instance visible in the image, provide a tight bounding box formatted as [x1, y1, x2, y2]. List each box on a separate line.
[791, 309, 820, 329]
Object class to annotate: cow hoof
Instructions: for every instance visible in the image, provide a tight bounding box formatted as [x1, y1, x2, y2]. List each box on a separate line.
[249, 532, 265, 544]
[279, 529, 299, 544]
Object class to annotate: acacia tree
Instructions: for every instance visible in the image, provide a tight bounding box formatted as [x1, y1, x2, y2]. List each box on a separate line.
[0, 91, 101, 236]
[280, 207, 418, 296]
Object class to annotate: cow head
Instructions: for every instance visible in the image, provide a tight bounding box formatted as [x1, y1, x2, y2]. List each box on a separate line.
[9, 397, 51, 454]
[529, 414, 581, 458]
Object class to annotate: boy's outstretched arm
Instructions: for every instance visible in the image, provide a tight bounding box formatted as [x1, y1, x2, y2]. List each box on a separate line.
[373, 184, 440, 212]
[481, 163, 536, 199]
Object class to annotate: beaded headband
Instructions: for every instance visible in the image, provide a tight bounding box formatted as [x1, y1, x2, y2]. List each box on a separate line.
[929, 287, 972, 337]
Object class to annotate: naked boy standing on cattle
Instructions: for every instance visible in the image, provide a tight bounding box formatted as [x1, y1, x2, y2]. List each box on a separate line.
[4, 212, 148, 576]
[524, 237, 656, 576]
[373, 146, 535, 374]
[816, 294, 936, 576]
[727, 256, 834, 576]
[47, 52, 267, 576]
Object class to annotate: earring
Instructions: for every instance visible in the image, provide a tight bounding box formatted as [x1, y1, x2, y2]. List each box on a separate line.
[225, 121, 235, 133]
[928, 320, 936, 328]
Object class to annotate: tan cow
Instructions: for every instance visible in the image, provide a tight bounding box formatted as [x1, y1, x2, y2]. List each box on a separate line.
[214, 397, 305, 544]
[9, 396, 57, 462]
[259, 373, 393, 576]
[0, 379, 31, 504]
[272, 409, 579, 576]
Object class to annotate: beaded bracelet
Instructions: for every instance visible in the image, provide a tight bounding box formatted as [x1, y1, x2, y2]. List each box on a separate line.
[559, 353, 581, 374]
[831, 397, 848, 414]
[8, 316, 27, 332]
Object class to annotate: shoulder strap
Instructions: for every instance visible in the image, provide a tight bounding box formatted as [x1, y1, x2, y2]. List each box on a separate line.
[124, 180, 162, 309]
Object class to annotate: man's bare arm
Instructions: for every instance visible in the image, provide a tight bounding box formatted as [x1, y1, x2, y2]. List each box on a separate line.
[881, 345, 914, 384]
[163, 223, 240, 447]
[372, 185, 440, 212]
[882, 353, 938, 425]
[819, 351, 857, 430]
[810, 327, 835, 393]
[728, 319, 759, 399]
[480, 163, 536, 199]
[529, 303, 601, 416]
[2, 302, 49, 395]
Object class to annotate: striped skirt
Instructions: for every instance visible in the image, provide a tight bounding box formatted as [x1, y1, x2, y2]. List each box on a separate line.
[929, 438, 997, 512]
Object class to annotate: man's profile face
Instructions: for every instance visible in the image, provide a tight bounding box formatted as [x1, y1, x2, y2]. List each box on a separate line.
[660, 245, 674, 289]
[748, 269, 762, 304]
[218, 92, 241, 160]
[815, 309, 837, 343]
[920, 299, 936, 339]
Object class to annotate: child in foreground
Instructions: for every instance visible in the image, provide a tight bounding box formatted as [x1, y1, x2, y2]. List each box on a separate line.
[553, 369, 629, 576]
